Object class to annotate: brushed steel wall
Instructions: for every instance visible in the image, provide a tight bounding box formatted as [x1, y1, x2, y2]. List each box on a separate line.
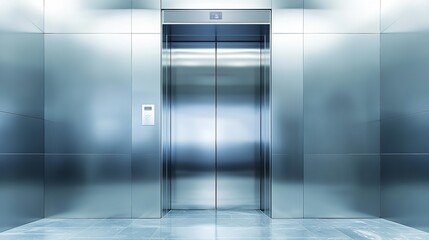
[44, 0, 163, 218]
[381, 1, 429, 230]
[0, 0, 44, 232]
[272, 0, 381, 218]
[303, 34, 380, 218]
[272, 34, 303, 218]
[45, 34, 132, 218]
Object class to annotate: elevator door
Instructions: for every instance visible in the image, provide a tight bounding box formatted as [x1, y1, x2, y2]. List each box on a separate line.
[171, 41, 261, 210]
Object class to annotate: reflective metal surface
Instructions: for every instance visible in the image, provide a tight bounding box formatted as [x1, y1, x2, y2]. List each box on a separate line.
[165, 24, 270, 211]
[0, 0, 44, 33]
[380, 6, 429, 229]
[304, 0, 380, 33]
[381, 155, 429, 232]
[304, 34, 380, 155]
[45, 34, 132, 218]
[303, 34, 380, 218]
[45, 0, 131, 33]
[272, 34, 303, 218]
[45, 34, 131, 154]
[272, 0, 303, 33]
[45, 154, 131, 218]
[304, 155, 380, 218]
[132, 0, 160, 33]
[161, 0, 271, 10]
[0, 155, 44, 232]
[163, 10, 271, 25]
[0, 33, 44, 118]
[217, 42, 261, 209]
[381, 0, 429, 33]
[0, 1, 44, 231]
[132, 34, 162, 218]
[170, 42, 216, 209]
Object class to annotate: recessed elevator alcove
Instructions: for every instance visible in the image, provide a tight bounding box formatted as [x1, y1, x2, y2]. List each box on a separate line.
[161, 16, 271, 210]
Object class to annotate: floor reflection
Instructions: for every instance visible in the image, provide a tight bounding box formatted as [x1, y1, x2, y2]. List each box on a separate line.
[1, 210, 428, 239]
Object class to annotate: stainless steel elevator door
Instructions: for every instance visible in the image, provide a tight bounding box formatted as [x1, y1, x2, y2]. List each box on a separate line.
[171, 42, 216, 209]
[170, 41, 261, 210]
[217, 42, 261, 209]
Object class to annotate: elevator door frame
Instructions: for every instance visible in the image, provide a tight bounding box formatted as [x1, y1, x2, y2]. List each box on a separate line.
[161, 11, 272, 215]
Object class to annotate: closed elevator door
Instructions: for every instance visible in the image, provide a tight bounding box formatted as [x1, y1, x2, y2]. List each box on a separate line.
[170, 39, 262, 210]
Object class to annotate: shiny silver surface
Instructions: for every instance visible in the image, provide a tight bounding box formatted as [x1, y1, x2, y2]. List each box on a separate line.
[380, 33, 429, 120]
[0, 2, 44, 231]
[45, 0, 131, 33]
[0, 155, 44, 233]
[170, 42, 216, 209]
[132, 0, 160, 33]
[45, 34, 131, 154]
[304, 155, 380, 218]
[381, 0, 429, 33]
[0, 0, 44, 33]
[163, 10, 271, 25]
[272, 0, 303, 33]
[0, 33, 44, 118]
[132, 34, 162, 218]
[217, 42, 261, 209]
[161, 0, 271, 10]
[304, 0, 380, 33]
[3, 211, 429, 239]
[380, 9, 429, 230]
[381, 155, 429, 232]
[45, 154, 131, 218]
[303, 34, 380, 218]
[272, 34, 303, 218]
[165, 24, 270, 211]
[304, 34, 380, 155]
[45, 34, 132, 218]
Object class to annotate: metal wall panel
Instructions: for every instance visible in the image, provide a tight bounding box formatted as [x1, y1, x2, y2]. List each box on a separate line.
[272, 0, 303, 33]
[0, 7, 44, 230]
[162, 0, 271, 10]
[0, 0, 44, 229]
[0, 113, 43, 154]
[381, 0, 429, 33]
[132, 0, 160, 33]
[380, 33, 429, 119]
[0, 155, 44, 232]
[304, 0, 380, 33]
[45, 34, 132, 218]
[380, 15, 429, 231]
[0, 33, 44, 118]
[217, 42, 261, 210]
[45, 154, 131, 218]
[45, 34, 131, 154]
[304, 34, 380, 155]
[304, 155, 380, 218]
[0, 0, 44, 33]
[45, 0, 131, 33]
[132, 34, 162, 218]
[170, 42, 216, 209]
[381, 155, 429, 232]
[272, 34, 303, 218]
[304, 34, 380, 218]
[382, 112, 429, 154]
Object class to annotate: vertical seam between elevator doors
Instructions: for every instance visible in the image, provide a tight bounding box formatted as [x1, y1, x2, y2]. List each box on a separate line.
[215, 26, 218, 210]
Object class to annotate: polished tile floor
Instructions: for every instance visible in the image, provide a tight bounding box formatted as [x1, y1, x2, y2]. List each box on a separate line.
[1, 210, 429, 240]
